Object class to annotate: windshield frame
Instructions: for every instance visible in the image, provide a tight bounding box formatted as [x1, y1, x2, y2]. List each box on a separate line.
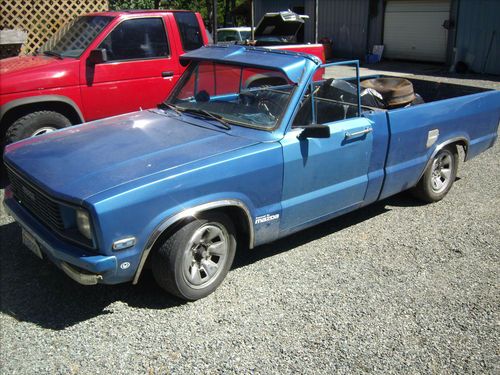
[165, 61, 297, 132]
[38, 15, 114, 58]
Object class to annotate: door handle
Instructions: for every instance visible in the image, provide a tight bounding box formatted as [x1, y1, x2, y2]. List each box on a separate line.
[162, 71, 174, 77]
[345, 127, 372, 139]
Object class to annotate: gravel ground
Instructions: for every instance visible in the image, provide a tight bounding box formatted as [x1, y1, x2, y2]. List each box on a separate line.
[1, 75, 499, 374]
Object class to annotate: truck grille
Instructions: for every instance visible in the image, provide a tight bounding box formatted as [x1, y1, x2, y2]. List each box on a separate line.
[7, 168, 65, 233]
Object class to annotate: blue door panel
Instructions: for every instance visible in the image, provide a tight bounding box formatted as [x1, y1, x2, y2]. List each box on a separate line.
[280, 117, 374, 232]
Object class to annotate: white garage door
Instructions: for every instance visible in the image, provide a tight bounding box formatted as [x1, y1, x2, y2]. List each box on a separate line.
[384, 0, 450, 62]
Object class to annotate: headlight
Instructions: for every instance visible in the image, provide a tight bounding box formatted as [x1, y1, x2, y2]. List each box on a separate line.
[76, 209, 92, 240]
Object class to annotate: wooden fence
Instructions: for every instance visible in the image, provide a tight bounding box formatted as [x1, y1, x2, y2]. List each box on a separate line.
[0, 0, 109, 55]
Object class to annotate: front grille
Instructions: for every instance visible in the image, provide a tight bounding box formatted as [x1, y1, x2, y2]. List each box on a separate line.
[7, 168, 65, 233]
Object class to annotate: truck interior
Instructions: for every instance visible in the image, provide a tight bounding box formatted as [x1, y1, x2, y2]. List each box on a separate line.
[293, 75, 491, 127]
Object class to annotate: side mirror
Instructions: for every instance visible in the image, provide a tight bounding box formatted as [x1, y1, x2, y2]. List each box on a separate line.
[298, 125, 330, 139]
[87, 48, 107, 65]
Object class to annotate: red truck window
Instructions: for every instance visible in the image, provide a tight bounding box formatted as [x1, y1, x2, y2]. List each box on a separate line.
[39, 16, 112, 58]
[173, 12, 204, 51]
[98, 18, 169, 61]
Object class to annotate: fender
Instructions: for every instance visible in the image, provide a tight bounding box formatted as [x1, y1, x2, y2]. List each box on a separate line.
[0, 95, 85, 123]
[416, 136, 470, 183]
[132, 199, 255, 284]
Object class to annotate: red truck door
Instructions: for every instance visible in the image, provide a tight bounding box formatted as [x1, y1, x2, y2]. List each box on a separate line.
[79, 16, 181, 121]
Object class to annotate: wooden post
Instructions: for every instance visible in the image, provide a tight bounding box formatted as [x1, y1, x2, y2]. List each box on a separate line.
[213, 0, 218, 43]
[251, 0, 255, 40]
[314, 0, 318, 44]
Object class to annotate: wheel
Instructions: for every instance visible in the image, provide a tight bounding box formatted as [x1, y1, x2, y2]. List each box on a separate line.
[5, 111, 71, 143]
[413, 145, 458, 203]
[152, 213, 236, 301]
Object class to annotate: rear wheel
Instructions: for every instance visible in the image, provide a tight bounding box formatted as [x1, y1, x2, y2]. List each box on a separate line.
[152, 213, 236, 301]
[6, 111, 71, 143]
[413, 145, 458, 203]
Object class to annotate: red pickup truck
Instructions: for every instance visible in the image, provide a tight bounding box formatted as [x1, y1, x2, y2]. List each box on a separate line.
[0, 10, 324, 145]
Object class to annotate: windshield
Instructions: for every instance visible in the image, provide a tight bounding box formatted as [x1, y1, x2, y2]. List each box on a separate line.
[167, 61, 294, 130]
[217, 30, 240, 42]
[240, 31, 251, 40]
[39, 16, 112, 58]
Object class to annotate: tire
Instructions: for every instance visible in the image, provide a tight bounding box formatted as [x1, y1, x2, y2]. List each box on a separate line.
[152, 212, 237, 301]
[413, 145, 459, 203]
[5, 111, 71, 144]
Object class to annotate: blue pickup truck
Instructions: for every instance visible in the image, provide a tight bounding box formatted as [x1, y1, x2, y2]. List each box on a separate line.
[3, 46, 499, 300]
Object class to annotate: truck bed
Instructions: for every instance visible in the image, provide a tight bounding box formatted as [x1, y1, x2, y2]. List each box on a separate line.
[366, 78, 499, 200]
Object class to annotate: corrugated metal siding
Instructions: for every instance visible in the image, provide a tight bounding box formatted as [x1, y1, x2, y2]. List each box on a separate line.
[367, 0, 384, 53]
[305, 0, 370, 58]
[455, 0, 500, 74]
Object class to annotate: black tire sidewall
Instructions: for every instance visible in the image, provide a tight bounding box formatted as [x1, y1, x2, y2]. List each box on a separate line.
[420, 146, 459, 202]
[6, 111, 71, 143]
[153, 213, 237, 301]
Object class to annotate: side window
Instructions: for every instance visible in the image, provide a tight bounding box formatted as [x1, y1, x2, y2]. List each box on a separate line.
[293, 66, 360, 127]
[98, 18, 169, 61]
[174, 12, 204, 51]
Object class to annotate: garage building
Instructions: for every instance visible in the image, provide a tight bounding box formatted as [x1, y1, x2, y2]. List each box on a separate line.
[253, 0, 500, 75]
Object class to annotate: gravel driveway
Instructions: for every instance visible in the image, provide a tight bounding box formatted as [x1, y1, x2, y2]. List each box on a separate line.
[1, 75, 499, 374]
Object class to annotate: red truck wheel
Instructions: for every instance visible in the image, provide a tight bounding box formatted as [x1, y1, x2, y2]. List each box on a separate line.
[6, 111, 71, 143]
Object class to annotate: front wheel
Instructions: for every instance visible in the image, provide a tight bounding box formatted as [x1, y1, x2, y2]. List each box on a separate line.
[152, 213, 236, 301]
[413, 145, 459, 203]
[6, 111, 71, 144]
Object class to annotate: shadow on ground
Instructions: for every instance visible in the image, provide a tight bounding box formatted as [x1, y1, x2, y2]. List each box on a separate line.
[0, 192, 420, 330]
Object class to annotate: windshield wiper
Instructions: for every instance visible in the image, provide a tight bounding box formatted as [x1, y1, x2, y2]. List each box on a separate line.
[180, 108, 231, 130]
[42, 50, 63, 59]
[158, 102, 182, 115]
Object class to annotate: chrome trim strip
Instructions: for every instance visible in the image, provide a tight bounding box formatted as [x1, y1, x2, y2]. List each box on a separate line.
[416, 136, 469, 183]
[60, 262, 103, 285]
[132, 199, 254, 285]
[345, 127, 372, 139]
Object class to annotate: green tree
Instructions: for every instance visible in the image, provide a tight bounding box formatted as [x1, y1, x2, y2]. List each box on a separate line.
[109, 0, 246, 28]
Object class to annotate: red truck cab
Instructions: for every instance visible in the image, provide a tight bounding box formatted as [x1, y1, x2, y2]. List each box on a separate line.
[0, 10, 208, 143]
[0, 9, 325, 147]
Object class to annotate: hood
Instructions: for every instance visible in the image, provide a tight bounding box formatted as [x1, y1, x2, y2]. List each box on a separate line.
[4, 111, 258, 202]
[254, 10, 307, 42]
[0, 55, 79, 95]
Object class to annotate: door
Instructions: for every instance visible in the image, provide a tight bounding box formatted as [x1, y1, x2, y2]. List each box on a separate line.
[80, 16, 180, 121]
[280, 71, 373, 232]
[383, 0, 450, 62]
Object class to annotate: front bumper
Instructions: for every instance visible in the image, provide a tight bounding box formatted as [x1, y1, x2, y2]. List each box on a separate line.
[4, 196, 122, 285]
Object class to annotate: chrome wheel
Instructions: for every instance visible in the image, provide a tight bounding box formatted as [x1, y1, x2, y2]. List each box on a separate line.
[182, 223, 229, 289]
[430, 150, 453, 194]
[31, 127, 57, 137]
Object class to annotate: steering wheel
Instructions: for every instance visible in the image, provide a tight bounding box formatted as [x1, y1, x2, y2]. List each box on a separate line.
[254, 89, 281, 118]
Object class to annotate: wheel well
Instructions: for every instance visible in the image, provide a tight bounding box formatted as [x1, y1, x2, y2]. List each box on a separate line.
[1, 101, 82, 137]
[141, 206, 253, 268]
[142, 206, 252, 272]
[452, 140, 468, 161]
